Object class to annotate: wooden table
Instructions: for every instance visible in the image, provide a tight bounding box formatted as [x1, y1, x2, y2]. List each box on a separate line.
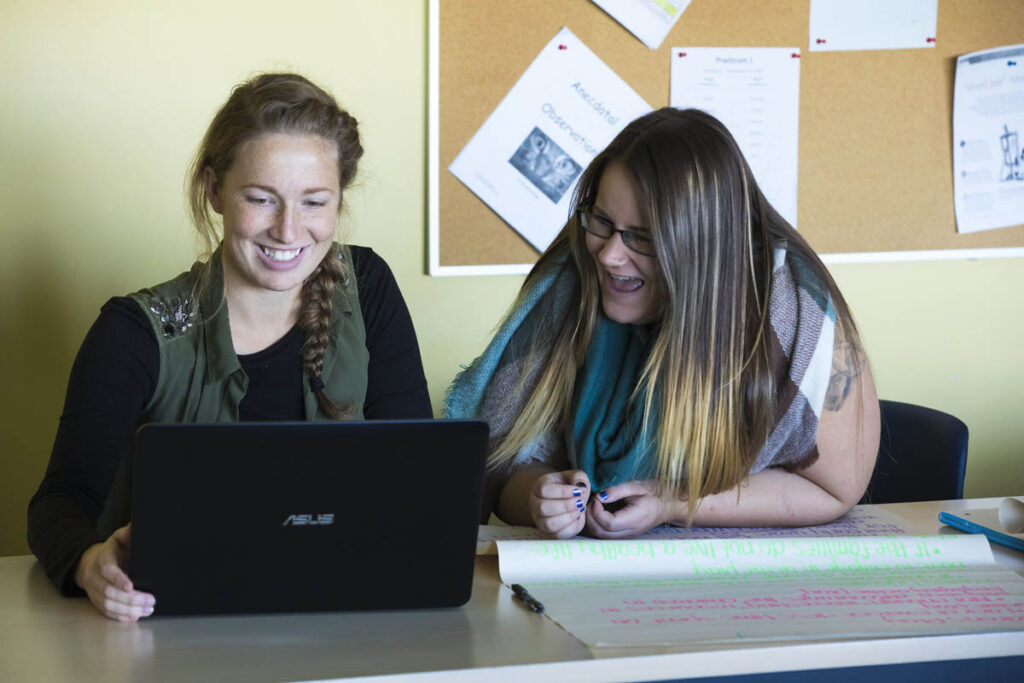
[2, 499, 1022, 682]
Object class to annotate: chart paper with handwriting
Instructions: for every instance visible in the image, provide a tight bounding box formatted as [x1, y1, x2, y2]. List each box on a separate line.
[498, 534, 1024, 647]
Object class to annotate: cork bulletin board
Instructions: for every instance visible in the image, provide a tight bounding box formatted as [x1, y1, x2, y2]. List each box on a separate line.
[427, 0, 1024, 275]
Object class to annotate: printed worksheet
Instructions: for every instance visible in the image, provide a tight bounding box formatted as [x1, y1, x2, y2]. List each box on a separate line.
[591, 0, 693, 50]
[498, 534, 1024, 647]
[449, 27, 652, 253]
[953, 44, 1024, 234]
[808, 0, 937, 52]
[477, 505, 920, 554]
[670, 48, 801, 227]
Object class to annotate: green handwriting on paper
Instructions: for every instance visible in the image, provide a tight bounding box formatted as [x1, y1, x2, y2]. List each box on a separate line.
[523, 536, 956, 572]
[504, 535, 990, 593]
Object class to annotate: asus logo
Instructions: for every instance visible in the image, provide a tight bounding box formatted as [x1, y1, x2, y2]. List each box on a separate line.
[282, 514, 335, 526]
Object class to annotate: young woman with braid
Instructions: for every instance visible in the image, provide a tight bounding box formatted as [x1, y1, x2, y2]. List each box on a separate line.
[447, 108, 879, 539]
[28, 73, 431, 620]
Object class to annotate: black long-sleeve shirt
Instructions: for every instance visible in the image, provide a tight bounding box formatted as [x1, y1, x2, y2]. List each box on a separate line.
[28, 246, 432, 593]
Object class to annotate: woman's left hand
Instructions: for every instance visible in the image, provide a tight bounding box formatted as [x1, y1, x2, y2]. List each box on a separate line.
[585, 480, 674, 538]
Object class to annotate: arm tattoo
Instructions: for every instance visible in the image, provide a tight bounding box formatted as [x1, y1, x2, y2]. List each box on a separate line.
[824, 339, 863, 411]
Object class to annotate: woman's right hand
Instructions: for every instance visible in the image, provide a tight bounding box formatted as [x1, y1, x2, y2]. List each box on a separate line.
[74, 523, 155, 621]
[529, 470, 591, 538]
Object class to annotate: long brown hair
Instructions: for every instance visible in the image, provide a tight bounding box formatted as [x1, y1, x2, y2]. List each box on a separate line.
[493, 108, 863, 516]
[185, 73, 363, 418]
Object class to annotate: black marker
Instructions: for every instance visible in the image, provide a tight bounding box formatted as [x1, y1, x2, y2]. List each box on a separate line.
[511, 583, 545, 613]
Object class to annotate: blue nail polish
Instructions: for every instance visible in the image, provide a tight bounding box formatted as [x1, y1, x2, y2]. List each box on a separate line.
[599, 490, 609, 501]
[576, 500, 584, 510]
[572, 488, 582, 497]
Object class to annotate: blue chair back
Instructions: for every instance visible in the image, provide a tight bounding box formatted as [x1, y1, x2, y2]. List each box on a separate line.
[860, 400, 969, 504]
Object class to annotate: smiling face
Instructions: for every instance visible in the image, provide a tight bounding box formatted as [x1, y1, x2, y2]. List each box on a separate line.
[208, 133, 340, 300]
[585, 162, 663, 325]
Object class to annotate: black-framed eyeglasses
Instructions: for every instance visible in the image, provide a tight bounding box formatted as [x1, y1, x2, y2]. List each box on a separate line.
[578, 210, 657, 257]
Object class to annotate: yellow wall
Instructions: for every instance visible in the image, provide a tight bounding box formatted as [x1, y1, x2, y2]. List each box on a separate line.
[1, 1, 1022, 557]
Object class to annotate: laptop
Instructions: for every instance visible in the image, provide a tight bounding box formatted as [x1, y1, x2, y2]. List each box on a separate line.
[129, 419, 488, 616]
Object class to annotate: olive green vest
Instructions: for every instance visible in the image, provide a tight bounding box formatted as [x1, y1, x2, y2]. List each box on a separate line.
[97, 244, 366, 537]
[130, 245, 367, 423]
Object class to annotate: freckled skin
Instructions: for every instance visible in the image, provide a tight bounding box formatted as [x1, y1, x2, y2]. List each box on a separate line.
[209, 133, 341, 299]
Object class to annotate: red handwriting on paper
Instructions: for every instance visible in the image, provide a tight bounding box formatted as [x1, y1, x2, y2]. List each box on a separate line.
[595, 584, 1024, 628]
[652, 598, 738, 607]
[654, 616, 711, 624]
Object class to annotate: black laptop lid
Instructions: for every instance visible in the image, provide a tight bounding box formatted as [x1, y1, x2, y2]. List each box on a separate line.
[130, 419, 488, 616]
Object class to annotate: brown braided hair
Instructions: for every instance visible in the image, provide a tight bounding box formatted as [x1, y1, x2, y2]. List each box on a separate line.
[298, 243, 354, 418]
[186, 73, 363, 418]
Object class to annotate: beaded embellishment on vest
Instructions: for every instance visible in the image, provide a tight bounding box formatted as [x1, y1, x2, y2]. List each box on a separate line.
[148, 296, 194, 339]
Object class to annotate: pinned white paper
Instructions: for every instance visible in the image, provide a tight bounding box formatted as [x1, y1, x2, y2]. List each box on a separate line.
[449, 27, 652, 253]
[591, 0, 693, 50]
[953, 44, 1024, 234]
[670, 47, 801, 228]
[808, 0, 938, 52]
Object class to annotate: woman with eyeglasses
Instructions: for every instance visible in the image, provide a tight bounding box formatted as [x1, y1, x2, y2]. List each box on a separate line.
[446, 107, 879, 539]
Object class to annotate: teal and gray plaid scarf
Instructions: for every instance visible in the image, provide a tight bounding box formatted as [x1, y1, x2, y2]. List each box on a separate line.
[444, 246, 836, 491]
